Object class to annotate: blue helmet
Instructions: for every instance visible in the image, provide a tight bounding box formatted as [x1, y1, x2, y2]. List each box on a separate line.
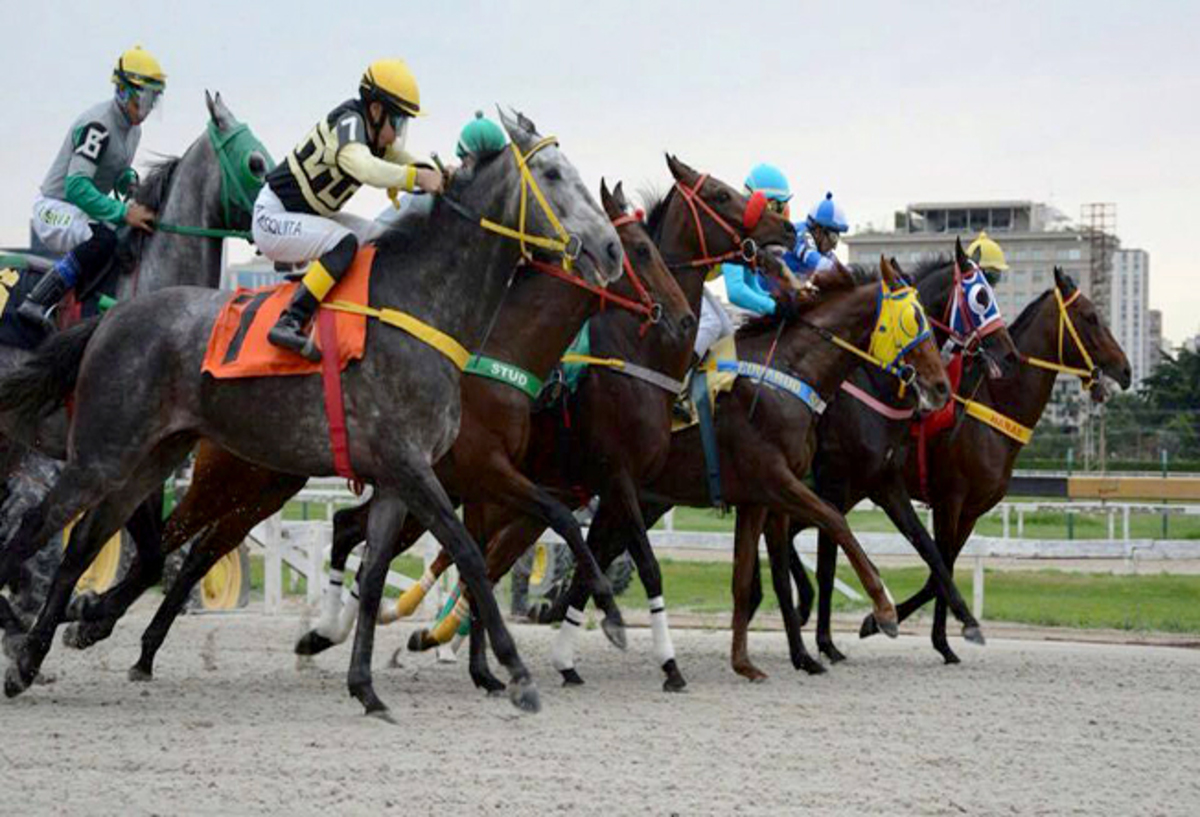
[744, 163, 792, 202]
[807, 192, 849, 233]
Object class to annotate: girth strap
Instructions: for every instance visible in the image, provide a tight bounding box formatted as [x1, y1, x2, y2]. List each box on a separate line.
[955, 394, 1033, 445]
[322, 300, 470, 370]
[317, 309, 356, 480]
[690, 368, 724, 508]
[559, 353, 684, 394]
[463, 354, 543, 400]
[715, 360, 827, 415]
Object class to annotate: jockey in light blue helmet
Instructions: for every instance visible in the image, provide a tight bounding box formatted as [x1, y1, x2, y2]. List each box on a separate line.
[785, 191, 849, 277]
[719, 164, 792, 316]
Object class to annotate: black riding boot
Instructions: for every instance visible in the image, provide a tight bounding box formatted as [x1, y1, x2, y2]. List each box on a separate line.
[267, 285, 322, 362]
[16, 267, 71, 332]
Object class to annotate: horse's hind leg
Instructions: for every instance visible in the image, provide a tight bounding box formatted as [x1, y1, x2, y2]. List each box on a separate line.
[763, 512, 823, 676]
[5, 435, 195, 697]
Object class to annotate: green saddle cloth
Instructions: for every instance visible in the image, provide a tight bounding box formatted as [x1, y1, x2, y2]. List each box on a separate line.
[560, 321, 591, 393]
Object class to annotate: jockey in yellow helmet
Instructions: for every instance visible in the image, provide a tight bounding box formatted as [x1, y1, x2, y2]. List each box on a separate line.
[966, 231, 1010, 274]
[256, 58, 445, 361]
[19, 46, 164, 329]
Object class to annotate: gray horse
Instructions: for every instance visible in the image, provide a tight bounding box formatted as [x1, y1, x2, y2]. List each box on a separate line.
[0, 92, 270, 622]
[0, 110, 621, 718]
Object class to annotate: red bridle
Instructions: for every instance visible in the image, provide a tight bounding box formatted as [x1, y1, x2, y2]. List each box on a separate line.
[523, 210, 662, 334]
[928, 261, 1007, 352]
[671, 173, 764, 269]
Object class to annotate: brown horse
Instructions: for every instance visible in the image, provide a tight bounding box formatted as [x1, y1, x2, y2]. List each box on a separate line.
[852, 267, 1131, 663]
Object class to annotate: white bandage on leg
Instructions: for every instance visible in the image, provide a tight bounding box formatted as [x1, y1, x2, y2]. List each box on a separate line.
[550, 606, 585, 672]
[648, 596, 676, 665]
[314, 569, 345, 639]
[332, 578, 360, 644]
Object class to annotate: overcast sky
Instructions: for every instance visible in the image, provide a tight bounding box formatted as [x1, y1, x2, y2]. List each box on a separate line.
[5, 0, 1198, 343]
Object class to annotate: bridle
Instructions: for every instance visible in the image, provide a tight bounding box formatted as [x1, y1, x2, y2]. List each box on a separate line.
[669, 174, 768, 269]
[1021, 286, 1102, 390]
[928, 261, 1007, 353]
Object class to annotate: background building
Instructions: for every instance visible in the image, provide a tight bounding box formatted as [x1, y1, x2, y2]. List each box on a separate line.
[845, 200, 1141, 426]
[1148, 309, 1165, 374]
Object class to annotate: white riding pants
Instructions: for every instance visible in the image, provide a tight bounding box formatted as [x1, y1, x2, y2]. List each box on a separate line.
[30, 195, 93, 255]
[693, 286, 735, 359]
[251, 186, 376, 264]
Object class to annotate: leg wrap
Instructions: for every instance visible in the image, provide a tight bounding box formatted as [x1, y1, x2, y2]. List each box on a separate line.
[385, 565, 436, 623]
[313, 568, 344, 638]
[551, 606, 585, 671]
[331, 577, 360, 643]
[649, 596, 676, 665]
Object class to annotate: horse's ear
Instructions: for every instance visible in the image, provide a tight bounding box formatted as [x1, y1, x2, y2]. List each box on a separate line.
[880, 255, 899, 288]
[612, 181, 630, 213]
[600, 178, 622, 220]
[665, 154, 699, 186]
[205, 90, 235, 131]
[954, 236, 969, 270]
[1054, 266, 1075, 293]
[497, 106, 535, 150]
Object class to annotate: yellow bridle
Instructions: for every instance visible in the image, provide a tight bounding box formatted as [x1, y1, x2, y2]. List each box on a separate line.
[475, 137, 581, 270]
[1020, 287, 1100, 389]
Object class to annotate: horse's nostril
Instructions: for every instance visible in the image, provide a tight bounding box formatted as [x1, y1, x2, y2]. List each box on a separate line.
[937, 381, 950, 396]
[681, 314, 697, 332]
[606, 241, 620, 264]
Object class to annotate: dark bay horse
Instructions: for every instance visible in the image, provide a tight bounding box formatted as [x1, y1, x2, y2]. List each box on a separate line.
[473, 257, 951, 687]
[0, 110, 622, 717]
[381, 157, 798, 692]
[747, 242, 1022, 677]
[853, 267, 1131, 663]
[0, 92, 270, 627]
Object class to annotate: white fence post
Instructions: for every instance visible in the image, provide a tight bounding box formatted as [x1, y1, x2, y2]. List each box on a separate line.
[1017, 508, 1025, 539]
[264, 512, 282, 615]
[1002, 504, 1010, 540]
[1123, 506, 1131, 541]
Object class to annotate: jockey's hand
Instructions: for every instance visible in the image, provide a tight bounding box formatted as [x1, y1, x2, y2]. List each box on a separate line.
[794, 279, 821, 305]
[415, 167, 445, 195]
[125, 202, 156, 232]
[772, 292, 802, 322]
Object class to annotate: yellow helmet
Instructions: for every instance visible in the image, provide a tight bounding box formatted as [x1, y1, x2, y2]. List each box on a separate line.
[112, 45, 166, 90]
[967, 231, 1009, 272]
[360, 59, 422, 117]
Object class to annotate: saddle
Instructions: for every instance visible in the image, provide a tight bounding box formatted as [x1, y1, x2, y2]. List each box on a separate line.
[202, 247, 374, 379]
[0, 253, 120, 350]
[912, 352, 964, 440]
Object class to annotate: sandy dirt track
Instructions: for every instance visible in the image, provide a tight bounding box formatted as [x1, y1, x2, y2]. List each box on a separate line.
[3, 604, 1199, 816]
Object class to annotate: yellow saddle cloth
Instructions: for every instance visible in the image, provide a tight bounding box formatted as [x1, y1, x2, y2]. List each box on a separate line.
[672, 335, 739, 432]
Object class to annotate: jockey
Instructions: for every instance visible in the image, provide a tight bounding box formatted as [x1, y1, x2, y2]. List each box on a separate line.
[693, 163, 797, 361]
[19, 46, 163, 329]
[785, 191, 849, 278]
[966, 230, 1010, 275]
[255, 58, 445, 361]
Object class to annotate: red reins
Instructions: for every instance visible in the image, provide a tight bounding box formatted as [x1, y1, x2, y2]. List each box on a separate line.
[671, 174, 762, 269]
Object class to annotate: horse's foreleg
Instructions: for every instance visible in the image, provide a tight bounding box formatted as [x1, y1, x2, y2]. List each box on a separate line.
[773, 475, 898, 638]
[396, 462, 538, 714]
[764, 511, 823, 676]
[731, 506, 768, 682]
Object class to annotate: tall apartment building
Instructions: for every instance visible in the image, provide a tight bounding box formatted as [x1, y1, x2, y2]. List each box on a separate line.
[845, 200, 1120, 426]
[1109, 249, 1150, 389]
[1148, 309, 1164, 372]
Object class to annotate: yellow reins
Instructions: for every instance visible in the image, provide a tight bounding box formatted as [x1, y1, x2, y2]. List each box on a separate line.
[1020, 288, 1099, 389]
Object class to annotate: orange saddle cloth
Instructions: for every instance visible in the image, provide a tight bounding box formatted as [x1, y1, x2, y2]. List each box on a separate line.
[202, 247, 375, 379]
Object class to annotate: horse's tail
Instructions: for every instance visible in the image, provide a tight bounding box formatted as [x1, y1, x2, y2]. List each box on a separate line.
[0, 317, 103, 423]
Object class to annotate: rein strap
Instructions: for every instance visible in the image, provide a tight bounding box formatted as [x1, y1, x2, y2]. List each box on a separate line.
[322, 300, 470, 370]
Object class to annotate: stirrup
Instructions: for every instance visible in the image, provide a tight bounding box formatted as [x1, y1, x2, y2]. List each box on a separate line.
[267, 324, 322, 362]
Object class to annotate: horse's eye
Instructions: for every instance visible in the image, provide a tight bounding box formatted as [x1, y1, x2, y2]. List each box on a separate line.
[545, 168, 562, 182]
[1087, 313, 1099, 326]
[247, 152, 268, 179]
[636, 244, 651, 260]
[716, 191, 730, 203]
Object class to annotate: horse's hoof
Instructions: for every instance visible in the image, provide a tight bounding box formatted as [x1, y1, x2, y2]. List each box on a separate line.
[859, 614, 879, 639]
[662, 659, 688, 693]
[4, 665, 29, 699]
[3, 643, 35, 699]
[64, 592, 96, 622]
[509, 676, 541, 713]
[294, 630, 335, 656]
[877, 617, 899, 639]
[560, 668, 585, 687]
[366, 707, 398, 725]
[62, 622, 104, 651]
[941, 650, 962, 666]
[600, 615, 627, 652]
[407, 630, 434, 653]
[796, 654, 827, 676]
[819, 642, 847, 664]
[128, 664, 153, 683]
[963, 624, 986, 646]
[733, 662, 768, 683]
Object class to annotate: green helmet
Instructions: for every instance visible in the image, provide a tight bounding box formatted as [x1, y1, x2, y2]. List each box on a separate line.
[456, 111, 506, 160]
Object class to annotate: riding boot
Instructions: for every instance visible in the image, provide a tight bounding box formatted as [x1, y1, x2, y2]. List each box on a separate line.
[267, 236, 358, 362]
[16, 258, 77, 332]
[672, 353, 702, 424]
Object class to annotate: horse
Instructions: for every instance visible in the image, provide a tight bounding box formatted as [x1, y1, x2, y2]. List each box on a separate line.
[373, 157, 799, 693]
[111, 158, 793, 693]
[68, 176, 693, 686]
[0, 110, 622, 719]
[852, 266, 1131, 663]
[0, 92, 270, 626]
[743, 241, 1023, 677]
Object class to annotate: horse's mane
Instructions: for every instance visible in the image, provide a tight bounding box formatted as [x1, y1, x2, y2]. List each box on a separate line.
[115, 154, 182, 274]
[910, 256, 953, 282]
[642, 186, 672, 242]
[1007, 289, 1052, 336]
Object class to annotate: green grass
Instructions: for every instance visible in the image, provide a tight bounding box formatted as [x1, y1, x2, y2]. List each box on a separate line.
[614, 559, 1200, 634]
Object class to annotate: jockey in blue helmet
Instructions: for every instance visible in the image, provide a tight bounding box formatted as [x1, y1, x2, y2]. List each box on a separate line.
[785, 191, 849, 277]
[693, 163, 797, 360]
